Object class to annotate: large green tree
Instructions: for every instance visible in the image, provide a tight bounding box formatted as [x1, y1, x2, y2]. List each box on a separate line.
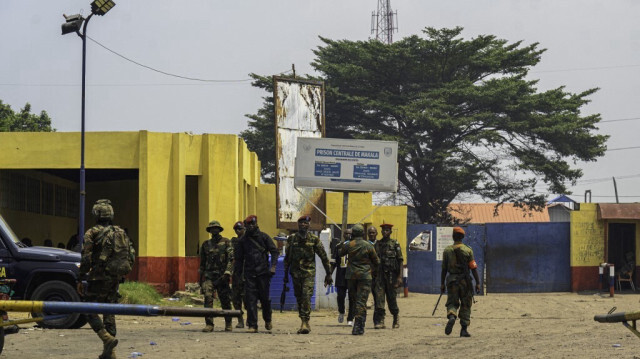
[243, 27, 608, 223]
[0, 100, 55, 132]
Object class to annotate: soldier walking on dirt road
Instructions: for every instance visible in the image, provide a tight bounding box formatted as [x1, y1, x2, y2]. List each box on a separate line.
[284, 215, 333, 334]
[230, 221, 246, 328]
[234, 215, 279, 333]
[372, 223, 403, 329]
[199, 220, 234, 333]
[440, 226, 481, 337]
[80, 199, 133, 359]
[337, 224, 380, 335]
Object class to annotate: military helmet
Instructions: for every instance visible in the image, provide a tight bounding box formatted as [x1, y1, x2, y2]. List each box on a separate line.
[351, 224, 364, 237]
[92, 199, 114, 220]
[206, 220, 224, 232]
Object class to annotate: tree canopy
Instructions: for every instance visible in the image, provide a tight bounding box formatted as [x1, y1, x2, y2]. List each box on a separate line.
[0, 100, 55, 132]
[242, 27, 608, 223]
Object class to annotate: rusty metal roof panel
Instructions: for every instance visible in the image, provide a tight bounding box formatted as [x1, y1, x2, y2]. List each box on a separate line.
[448, 203, 550, 224]
[597, 203, 640, 220]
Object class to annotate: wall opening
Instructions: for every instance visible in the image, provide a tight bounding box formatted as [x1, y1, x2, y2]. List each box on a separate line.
[608, 223, 636, 273]
[185, 176, 199, 257]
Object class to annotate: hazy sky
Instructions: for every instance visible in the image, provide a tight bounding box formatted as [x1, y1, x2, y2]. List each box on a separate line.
[1, 0, 639, 203]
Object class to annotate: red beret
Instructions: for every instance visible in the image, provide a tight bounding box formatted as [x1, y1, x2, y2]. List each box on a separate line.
[298, 215, 311, 223]
[380, 223, 394, 228]
[244, 215, 257, 224]
[233, 221, 244, 230]
[453, 227, 465, 236]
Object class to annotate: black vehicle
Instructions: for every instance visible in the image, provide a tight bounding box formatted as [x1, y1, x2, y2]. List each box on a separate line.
[0, 215, 85, 329]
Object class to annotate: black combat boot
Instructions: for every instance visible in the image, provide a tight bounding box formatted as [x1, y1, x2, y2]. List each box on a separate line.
[460, 325, 471, 337]
[445, 314, 456, 335]
[359, 315, 366, 335]
[351, 318, 360, 335]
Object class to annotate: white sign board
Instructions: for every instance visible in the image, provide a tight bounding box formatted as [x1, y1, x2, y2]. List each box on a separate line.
[274, 77, 326, 230]
[436, 227, 454, 261]
[294, 137, 398, 192]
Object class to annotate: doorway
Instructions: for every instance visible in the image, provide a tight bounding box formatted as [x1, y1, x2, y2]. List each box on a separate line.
[608, 223, 636, 276]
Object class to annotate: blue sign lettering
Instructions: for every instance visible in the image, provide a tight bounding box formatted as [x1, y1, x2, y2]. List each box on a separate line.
[315, 162, 341, 177]
[353, 164, 380, 179]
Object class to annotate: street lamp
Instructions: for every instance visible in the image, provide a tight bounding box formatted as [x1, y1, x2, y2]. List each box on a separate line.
[61, 0, 116, 246]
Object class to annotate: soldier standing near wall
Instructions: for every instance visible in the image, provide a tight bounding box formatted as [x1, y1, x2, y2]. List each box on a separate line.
[230, 221, 246, 328]
[199, 220, 234, 333]
[440, 226, 481, 337]
[372, 223, 403, 329]
[337, 224, 380, 335]
[284, 215, 333, 334]
[79, 199, 130, 359]
[234, 215, 279, 333]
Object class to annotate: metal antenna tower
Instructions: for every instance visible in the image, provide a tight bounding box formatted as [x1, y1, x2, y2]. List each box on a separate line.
[371, 0, 398, 44]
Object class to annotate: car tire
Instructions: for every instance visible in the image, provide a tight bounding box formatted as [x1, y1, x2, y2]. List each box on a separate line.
[31, 280, 81, 329]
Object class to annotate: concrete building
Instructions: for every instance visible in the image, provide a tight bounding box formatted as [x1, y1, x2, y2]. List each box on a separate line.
[0, 131, 407, 293]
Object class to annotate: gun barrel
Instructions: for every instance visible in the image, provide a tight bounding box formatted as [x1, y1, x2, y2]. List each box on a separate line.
[594, 310, 640, 323]
[0, 300, 242, 318]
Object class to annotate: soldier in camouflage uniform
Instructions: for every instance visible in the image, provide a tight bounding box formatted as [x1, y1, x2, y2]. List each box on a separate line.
[230, 221, 246, 328]
[337, 224, 380, 335]
[440, 226, 481, 337]
[199, 220, 234, 332]
[79, 199, 127, 359]
[284, 215, 333, 334]
[373, 223, 403, 329]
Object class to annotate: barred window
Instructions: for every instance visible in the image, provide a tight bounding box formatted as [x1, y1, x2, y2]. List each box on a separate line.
[0, 172, 9, 209]
[9, 174, 25, 211]
[42, 182, 54, 215]
[54, 185, 67, 217]
[26, 177, 41, 213]
[66, 188, 78, 218]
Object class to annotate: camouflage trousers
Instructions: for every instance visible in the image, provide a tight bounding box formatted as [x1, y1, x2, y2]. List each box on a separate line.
[292, 275, 314, 321]
[373, 274, 399, 324]
[347, 278, 372, 321]
[84, 278, 120, 336]
[445, 280, 473, 326]
[202, 277, 232, 326]
[231, 273, 245, 312]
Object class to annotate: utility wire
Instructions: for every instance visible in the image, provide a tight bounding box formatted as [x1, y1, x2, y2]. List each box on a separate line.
[86, 36, 293, 83]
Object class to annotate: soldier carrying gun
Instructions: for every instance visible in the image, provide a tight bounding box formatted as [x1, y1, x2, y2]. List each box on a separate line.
[440, 226, 481, 337]
[199, 220, 234, 333]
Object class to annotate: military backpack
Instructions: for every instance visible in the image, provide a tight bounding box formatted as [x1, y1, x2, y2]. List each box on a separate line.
[97, 225, 136, 277]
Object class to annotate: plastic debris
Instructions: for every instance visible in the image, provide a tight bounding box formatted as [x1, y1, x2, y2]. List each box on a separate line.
[167, 297, 179, 301]
[180, 321, 192, 326]
[150, 341, 157, 346]
[171, 317, 180, 322]
[612, 344, 621, 347]
[129, 352, 144, 358]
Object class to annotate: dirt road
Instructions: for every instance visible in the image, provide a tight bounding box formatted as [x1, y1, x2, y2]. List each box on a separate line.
[3, 292, 639, 358]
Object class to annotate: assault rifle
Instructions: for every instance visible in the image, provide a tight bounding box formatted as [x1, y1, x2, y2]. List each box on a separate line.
[280, 267, 290, 313]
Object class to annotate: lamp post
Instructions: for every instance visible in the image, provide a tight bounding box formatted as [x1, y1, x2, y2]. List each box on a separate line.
[62, 0, 116, 246]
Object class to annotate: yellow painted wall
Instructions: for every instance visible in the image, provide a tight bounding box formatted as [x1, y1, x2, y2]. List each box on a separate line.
[570, 203, 605, 267]
[256, 183, 277, 237]
[326, 192, 374, 225]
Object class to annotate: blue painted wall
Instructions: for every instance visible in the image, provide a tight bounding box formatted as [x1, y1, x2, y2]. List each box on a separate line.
[485, 222, 570, 292]
[407, 224, 485, 294]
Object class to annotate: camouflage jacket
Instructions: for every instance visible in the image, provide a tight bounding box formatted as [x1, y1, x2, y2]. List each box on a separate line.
[199, 234, 233, 280]
[442, 243, 475, 284]
[338, 237, 380, 280]
[374, 238, 403, 275]
[80, 224, 124, 281]
[284, 232, 331, 279]
[230, 236, 242, 277]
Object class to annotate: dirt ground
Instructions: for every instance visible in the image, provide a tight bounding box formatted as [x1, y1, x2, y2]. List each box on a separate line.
[3, 291, 640, 359]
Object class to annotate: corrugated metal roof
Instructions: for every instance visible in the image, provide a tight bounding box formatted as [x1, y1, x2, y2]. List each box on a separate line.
[598, 203, 640, 220]
[448, 203, 550, 224]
